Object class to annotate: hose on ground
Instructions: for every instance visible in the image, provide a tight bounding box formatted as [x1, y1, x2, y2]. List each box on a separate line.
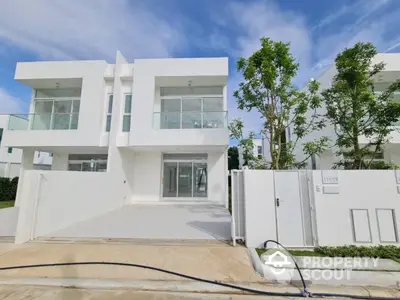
[0, 260, 398, 299]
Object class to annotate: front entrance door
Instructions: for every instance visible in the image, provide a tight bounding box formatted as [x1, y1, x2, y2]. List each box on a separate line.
[162, 154, 208, 199]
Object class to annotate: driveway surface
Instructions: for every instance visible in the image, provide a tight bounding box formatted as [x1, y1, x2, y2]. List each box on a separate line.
[44, 204, 231, 241]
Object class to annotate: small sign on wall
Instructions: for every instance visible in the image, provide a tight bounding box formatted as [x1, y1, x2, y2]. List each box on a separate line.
[321, 170, 339, 184]
[395, 170, 400, 184]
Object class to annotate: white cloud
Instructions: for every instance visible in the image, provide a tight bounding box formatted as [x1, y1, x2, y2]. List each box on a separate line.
[0, 88, 28, 114]
[0, 0, 183, 61]
[216, 0, 400, 136]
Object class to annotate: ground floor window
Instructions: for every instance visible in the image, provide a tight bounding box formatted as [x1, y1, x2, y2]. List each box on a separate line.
[162, 153, 207, 198]
[68, 154, 107, 172]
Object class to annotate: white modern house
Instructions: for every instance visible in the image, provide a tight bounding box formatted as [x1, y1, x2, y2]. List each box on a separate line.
[289, 53, 400, 169]
[0, 52, 231, 243]
[0, 115, 52, 178]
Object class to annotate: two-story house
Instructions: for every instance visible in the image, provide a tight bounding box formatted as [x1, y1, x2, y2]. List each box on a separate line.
[1, 52, 230, 243]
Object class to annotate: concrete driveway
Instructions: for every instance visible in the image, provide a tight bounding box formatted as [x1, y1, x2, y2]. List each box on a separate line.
[42, 204, 231, 241]
[0, 242, 262, 283]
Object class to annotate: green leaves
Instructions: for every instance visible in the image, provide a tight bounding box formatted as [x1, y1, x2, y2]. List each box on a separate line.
[233, 37, 327, 169]
[322, 42, 400, 169]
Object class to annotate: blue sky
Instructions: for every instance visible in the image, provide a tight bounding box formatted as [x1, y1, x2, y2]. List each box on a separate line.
[0, 0, 399, 134]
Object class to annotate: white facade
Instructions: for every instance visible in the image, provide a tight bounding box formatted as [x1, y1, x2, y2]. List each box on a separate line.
[0, 115, 52, 178]
[291, 53, 400, 169]
[1, 52, 229, 242]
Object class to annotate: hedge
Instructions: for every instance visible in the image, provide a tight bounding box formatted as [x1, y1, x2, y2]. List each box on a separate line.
[314, 245, 400, 259]
[0, 177, 19, 202]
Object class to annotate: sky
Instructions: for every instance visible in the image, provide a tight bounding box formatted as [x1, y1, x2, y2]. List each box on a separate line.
[0, 0, 399, 135]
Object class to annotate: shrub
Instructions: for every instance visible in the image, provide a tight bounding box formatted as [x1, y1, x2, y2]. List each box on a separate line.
[314, 245, 400, 259]
[0, 177, 19, 202]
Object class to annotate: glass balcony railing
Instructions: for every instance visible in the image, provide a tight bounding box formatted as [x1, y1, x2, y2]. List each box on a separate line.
[153, 111, 227, 129]
[8, 113, 79, 130]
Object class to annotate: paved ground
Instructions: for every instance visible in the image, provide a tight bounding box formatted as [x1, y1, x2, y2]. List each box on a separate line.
[44, 204, 231, 241]
[0, 242, 262, 283]
[0, 285, 338, 300]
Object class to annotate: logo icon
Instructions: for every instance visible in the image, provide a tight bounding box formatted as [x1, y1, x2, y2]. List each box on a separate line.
[260, 248, 294, 281]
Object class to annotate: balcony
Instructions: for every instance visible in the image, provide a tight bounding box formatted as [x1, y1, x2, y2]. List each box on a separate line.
[153, 111, 227, 129]
[8, 113, 79, 131]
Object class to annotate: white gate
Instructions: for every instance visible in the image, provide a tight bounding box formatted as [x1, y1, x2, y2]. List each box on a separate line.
[231, 169, 316, 247]
[274, 171, 315, 247]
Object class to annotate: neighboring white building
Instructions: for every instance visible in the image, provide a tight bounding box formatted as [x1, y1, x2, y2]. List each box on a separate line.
[288, 53, 400, 169]
[0, 115, 52, 178]
[2, 52, 229, 209]
[238, 138, 264, 168]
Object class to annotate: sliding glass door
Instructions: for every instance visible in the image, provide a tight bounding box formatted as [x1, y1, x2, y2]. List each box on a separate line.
[162, 155, 207, 199]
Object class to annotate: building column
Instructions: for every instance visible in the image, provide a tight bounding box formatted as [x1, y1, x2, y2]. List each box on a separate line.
[51, 153, 69, 170]
[15, 148, 35, 207]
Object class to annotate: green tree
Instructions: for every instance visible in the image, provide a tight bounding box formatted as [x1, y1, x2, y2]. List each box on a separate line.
[228, 146, 239, 170]
[321, 42, 400, 169]
[234, 37, 328, 169]
[228, 118, 259, 167]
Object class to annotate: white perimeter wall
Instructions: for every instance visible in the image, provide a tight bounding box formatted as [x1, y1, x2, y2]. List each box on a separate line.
[0, 207, 19, 236]
[15, 170, 125, 243]
[234, 169, 400, 248]
[313, 170, 400, 246]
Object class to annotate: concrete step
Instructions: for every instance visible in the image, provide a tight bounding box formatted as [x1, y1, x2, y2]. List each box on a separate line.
[32, 237, 233, 247]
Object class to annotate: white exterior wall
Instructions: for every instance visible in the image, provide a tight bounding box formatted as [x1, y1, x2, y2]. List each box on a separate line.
[15, 170, 123, 243]
[231, 170, 400, 247]
[130, 58, 229, 147]
[312, 170, 400, 246]
[3, 61, 110, 148]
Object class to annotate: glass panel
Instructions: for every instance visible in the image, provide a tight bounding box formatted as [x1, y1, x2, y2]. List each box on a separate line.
[178, 162, 192, 197]
[124, 95, 132, 113]
[68, 164, 82, 171]
[82, 162, 95, 172]
[163, 153, 207, 160]
[108, 95, 113, 113]
[182, 98, 201, 111]
[163, 162, 177, 197]
[182, 112, 202, 128]
[106, 115, 111, 132]
[35, 101, 53, 113]
[161, 98, 180, 112]
[161, 112, 180, 129]
[72, 101, 80, 113]
[193, 163, 207, 197]
[96, 163, 107, 172]
[203, 112, 225, 128]
[160, 86, 223, 96]
[0, 128, 3, 143]
[203, 97, 223, 111]
[70, 113, 79, 129]
[54, 100, 72, 113]
[122, 115, 131, 132]
[31, 114, 51, 130]
[69, 154, 108, 160]
[52, 114, 70, 130]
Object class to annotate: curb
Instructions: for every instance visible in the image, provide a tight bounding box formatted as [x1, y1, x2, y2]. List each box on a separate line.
[248, 248, 400, 288]
[0, 277, 399, 298]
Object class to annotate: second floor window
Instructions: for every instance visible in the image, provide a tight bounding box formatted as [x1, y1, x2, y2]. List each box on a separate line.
[122, 94, 132, 132]
[106, 94, 113, 132]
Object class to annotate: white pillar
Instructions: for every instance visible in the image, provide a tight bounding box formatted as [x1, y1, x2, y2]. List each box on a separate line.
[51, 153, 69, 170]
[15, 149, 35, 207]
